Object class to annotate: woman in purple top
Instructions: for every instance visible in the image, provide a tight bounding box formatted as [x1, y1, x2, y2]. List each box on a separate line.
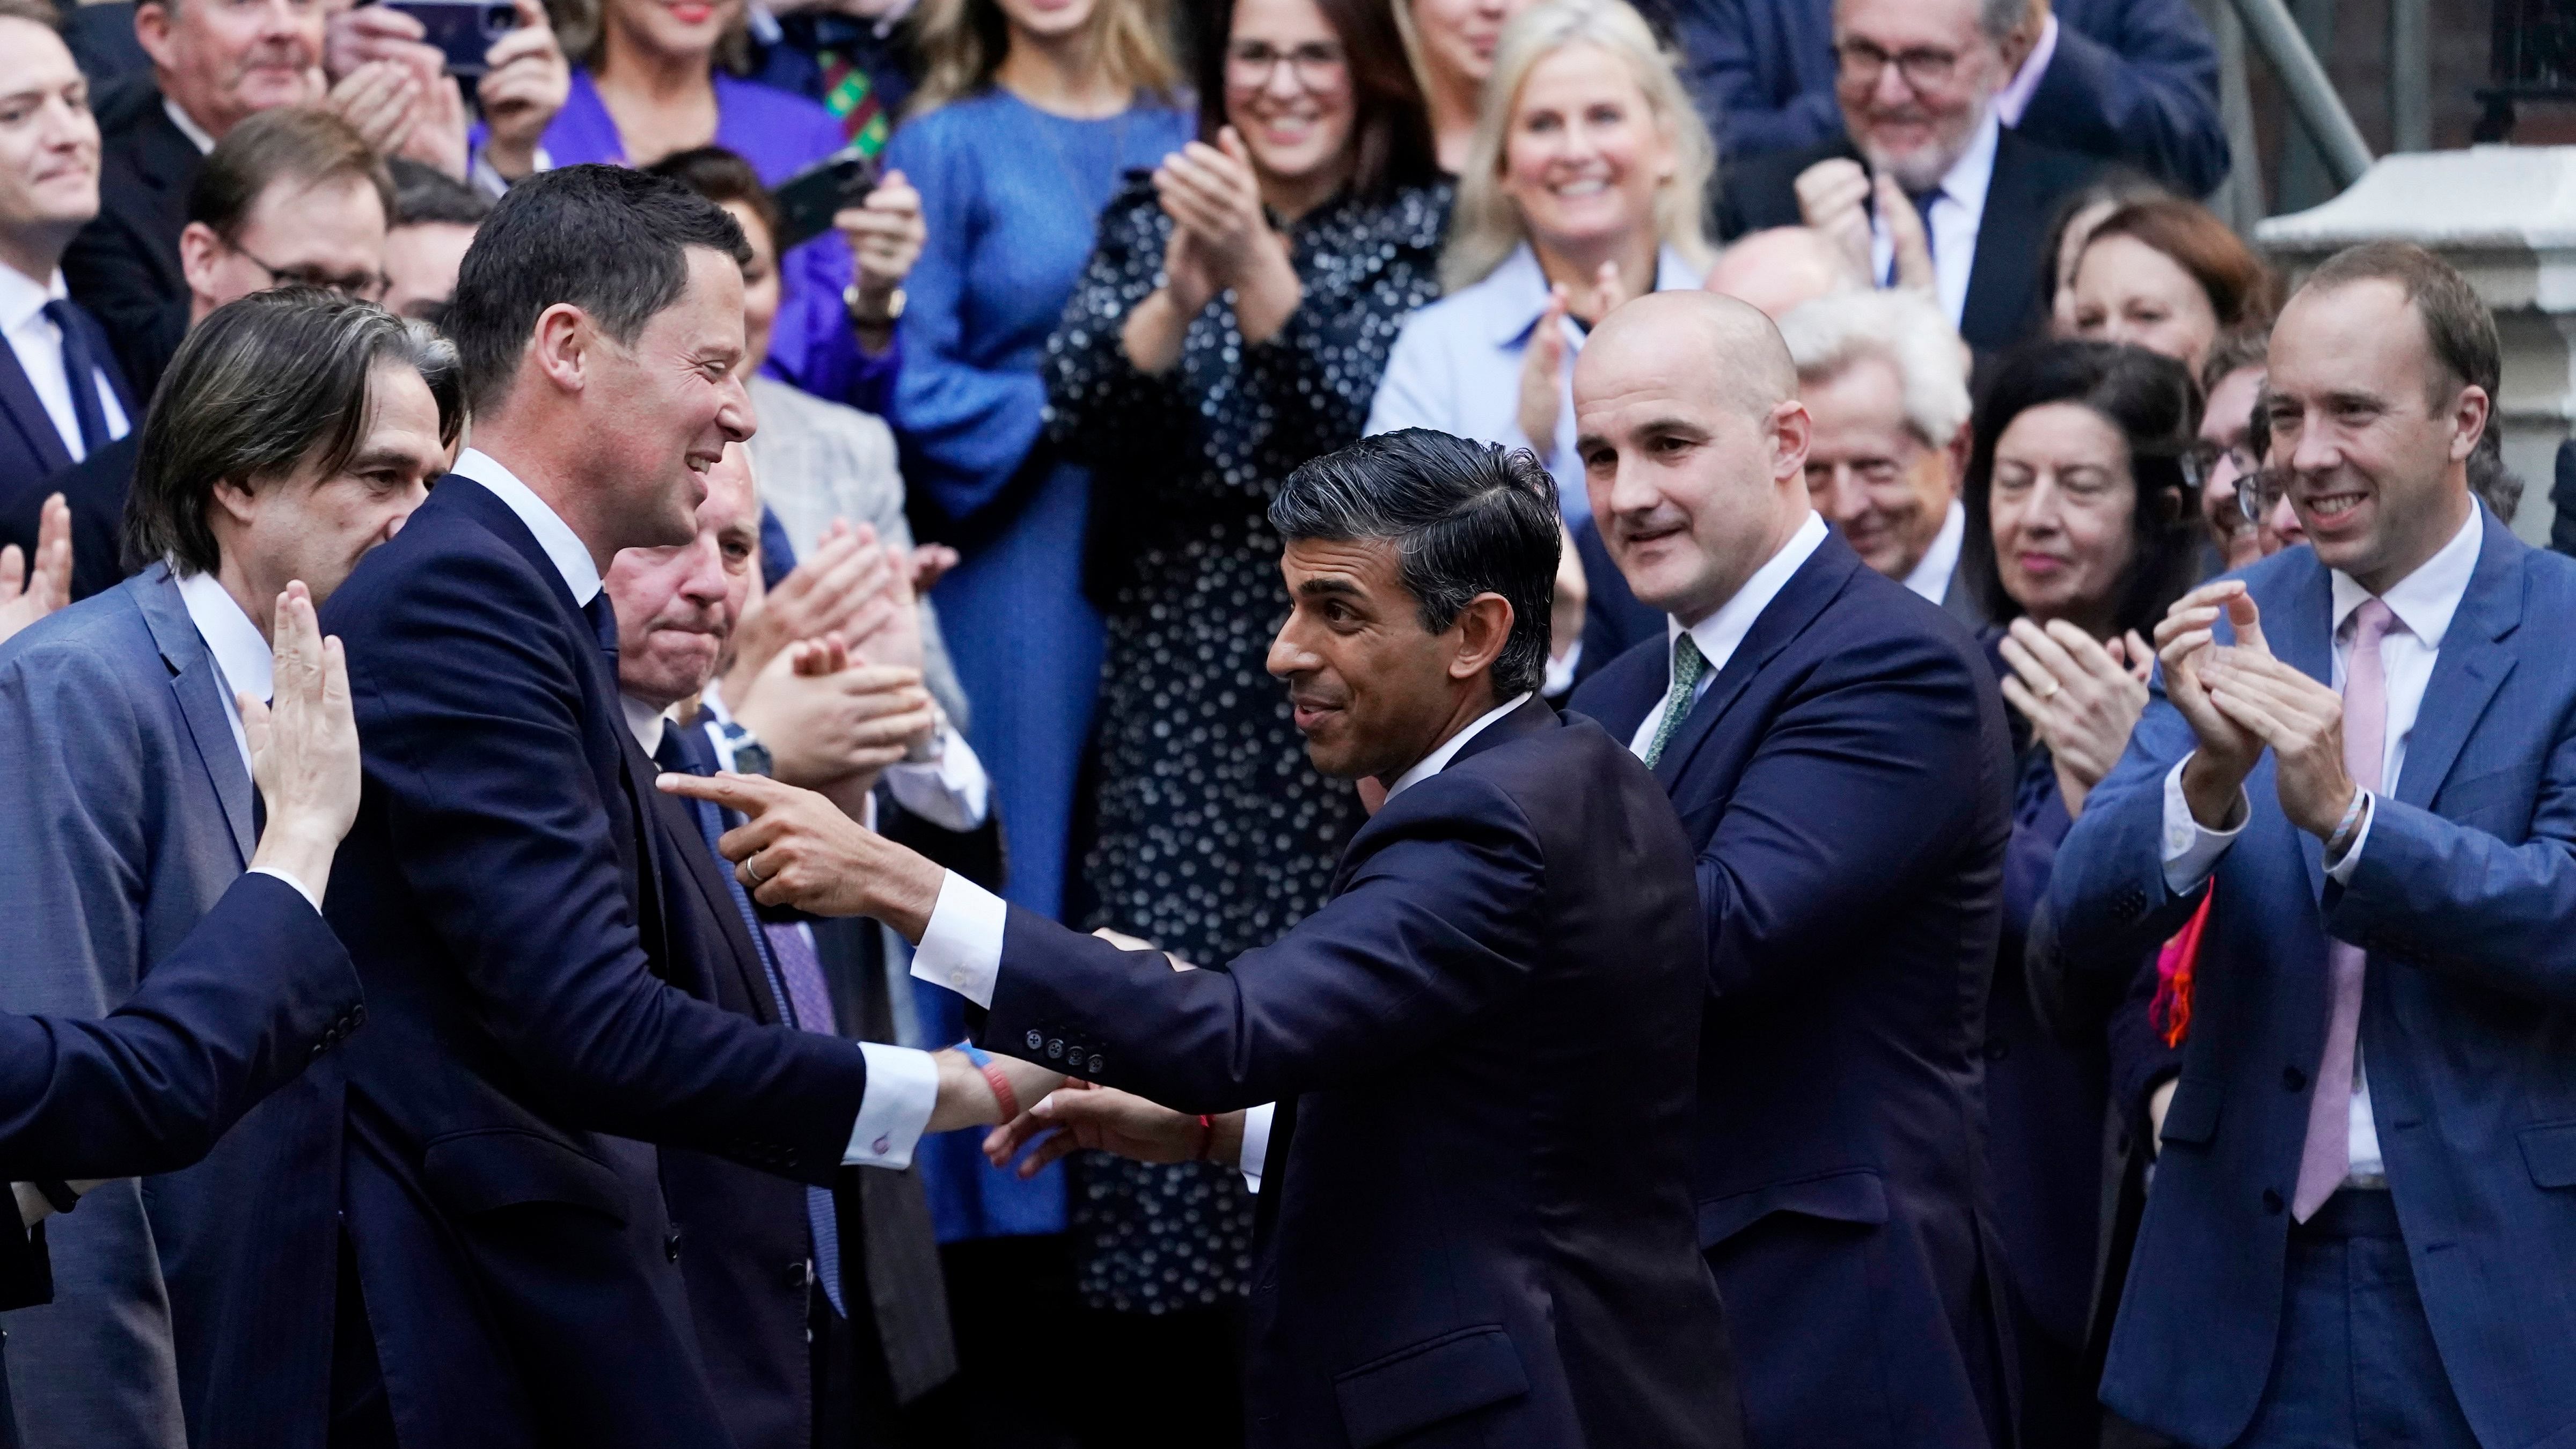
[536, 0, 918, 413]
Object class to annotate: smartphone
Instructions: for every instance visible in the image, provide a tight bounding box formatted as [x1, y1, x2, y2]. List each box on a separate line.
[770, 149, 882, 252]
[382, 0, 518, 77]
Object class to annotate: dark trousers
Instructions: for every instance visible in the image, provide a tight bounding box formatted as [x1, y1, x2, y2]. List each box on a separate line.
[2228, 1190, 2479, 1449]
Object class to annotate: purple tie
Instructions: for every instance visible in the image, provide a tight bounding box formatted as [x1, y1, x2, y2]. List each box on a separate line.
[2293, 598, 2397, 1221]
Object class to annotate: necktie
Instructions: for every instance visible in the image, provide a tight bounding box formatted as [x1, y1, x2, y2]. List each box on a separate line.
[1885, 187, 1941, 287]
[654, 725, 850, 1314]
[2292, 598, 2398, 1221]
[41, 299, 111, 456]
[581, 592, 620, 668]
[1641, 632, 1709, 771]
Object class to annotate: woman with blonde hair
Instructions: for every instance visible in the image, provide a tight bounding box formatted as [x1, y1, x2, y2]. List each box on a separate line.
[1368, 0, 1715, 516]
[1392, 0, 1544, 173]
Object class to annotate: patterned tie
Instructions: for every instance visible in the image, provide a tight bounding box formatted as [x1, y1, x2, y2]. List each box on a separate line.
[654, 724, 848, 1314]
[42, 299, 111, 456]
[1641, 632, 1709, 770]
[2293, 598, 2398, 1221]
[818, 54, 889, 155]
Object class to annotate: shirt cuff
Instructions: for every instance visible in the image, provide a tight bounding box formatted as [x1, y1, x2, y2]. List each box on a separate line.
[2160, 754, 2247, 896]
[1994, 12, 2059, 127]
[844, 1041, 938, 1169]
[2325, 791, 2375, 884]
[1239, 1101, 1276, 1194]
[1542, 641, 1584, 700]
[248, 865, 324, 913]
[909, 870, 1006, 1008]
[883, 725, 991, 832]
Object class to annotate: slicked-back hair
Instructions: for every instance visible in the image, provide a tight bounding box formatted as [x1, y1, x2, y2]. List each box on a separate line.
[125, 287, 465, 576]
[444, 163, 750, 415]
[1270, 429, 1562, 699]
[188, 106, 395, 239]
[2296, 240, 2501, 416]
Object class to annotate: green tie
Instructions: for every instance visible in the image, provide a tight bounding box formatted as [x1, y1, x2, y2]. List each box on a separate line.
[1642, 632, 1709, 770]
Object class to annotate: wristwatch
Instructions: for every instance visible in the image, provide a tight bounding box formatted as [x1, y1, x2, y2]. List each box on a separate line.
[716, 719, 775, 779]
[844, 282, 906, 328]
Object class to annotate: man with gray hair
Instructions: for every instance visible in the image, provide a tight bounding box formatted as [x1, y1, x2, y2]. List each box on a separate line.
[1715, 0, 2101, 353]
[0, 287, 460, 1449]
[1776, 288, 1980, 622]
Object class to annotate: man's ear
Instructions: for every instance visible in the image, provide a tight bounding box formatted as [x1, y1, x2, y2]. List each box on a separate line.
[133, 0, 177, 70]
[1943, 422, 1973, 498]
[207, 473, 258, 533]
[178, 221, 223, 300]
[1771, 399, 1813, 484]
[527, 302, 592, 396]
[2450, 385, 2491, 464]
[1450, 593, 1514, 682]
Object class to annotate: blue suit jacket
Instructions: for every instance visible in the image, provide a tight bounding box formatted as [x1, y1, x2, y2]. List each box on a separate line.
[0, 870, 362, 1449]
[0, 297, 134, 595]
[302, 474, 874, 1449]
[2050, 509, 2576, 1449]
[973, 697, 1739, 1449]
[1568, 531, 2014, 1449]
[1672, 0, 2228, 193]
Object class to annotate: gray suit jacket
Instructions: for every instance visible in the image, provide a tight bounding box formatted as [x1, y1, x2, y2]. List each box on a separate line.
[0, 564, 250, 1449]
[744, 375, 968, 727]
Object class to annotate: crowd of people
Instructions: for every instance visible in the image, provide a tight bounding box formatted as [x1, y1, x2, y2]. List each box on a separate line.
[0, 0, 2568, 1447]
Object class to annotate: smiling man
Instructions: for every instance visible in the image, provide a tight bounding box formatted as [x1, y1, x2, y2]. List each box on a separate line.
[667, 428, 1742, 1449]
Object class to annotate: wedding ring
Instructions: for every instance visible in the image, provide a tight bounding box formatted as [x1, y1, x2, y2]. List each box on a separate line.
[746, 854, 772, 884]
[2035, 678, 2061, 700]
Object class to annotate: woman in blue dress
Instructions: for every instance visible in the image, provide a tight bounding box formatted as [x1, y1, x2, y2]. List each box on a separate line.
[882, 0, 1189, 1246]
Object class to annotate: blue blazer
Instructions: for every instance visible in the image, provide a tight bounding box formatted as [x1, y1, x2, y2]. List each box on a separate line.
[2050, 510, 2576, 1449]
[971, 697, 1740, 1449]
[1672, 0, 2228, 193]
[306, 474, 875, 1449]
[1568, 531, 2015, 1449]
[0, 294, 130, 498]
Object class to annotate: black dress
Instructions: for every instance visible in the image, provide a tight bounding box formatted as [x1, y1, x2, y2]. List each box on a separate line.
[1043, 177, 1452, 1318]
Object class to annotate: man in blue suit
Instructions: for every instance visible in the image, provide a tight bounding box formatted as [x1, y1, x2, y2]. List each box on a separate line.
[1565, 291, 2013, 1449]
[1675, 0, 2226, 194]
[672, 429, 1743, 1449]
[0, 287, 457, 1449]
[0, 581, 363, 1449]
[305, 164, 1049, 1449]
[2053, 244, 2576, 1449]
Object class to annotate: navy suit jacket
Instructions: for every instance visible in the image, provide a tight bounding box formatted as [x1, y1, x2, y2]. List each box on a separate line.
[0, 296, 133, 575]
[0, 874, 360, 1449]
[303, 474, 874, 1449]
[1716, 127, 2100, 356]
[61, 76, 195, 404]
[2050, 510, 2576, 1449]
[973, 697, 1738, 1449]
[1672, 0, 2227, 193]
[1568, 531, 2014, 1449]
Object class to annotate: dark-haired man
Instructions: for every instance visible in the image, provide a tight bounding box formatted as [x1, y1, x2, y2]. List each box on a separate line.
[380, 156, 485, 324]
[2054, 243, 2576, 1449]
[307, 163, 1048, 1449]
[670, 428, 1743, 1449]
[0, 287, 457, 1449]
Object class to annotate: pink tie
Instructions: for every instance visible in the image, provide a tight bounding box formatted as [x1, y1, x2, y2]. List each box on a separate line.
[2293, 598, 2397, 1221]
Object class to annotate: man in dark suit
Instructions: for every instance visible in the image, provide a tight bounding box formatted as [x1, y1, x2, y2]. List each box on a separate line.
[672, 429, 1742, 1449]
[1711, 0, 2101, 355]
[1566, 292, 2012, 1449]
[0, 580, 365, 1449]
[1675, 0, 2224, 193]
[2054, 244, 2576, 1449]
[299, 165, 1047, 1449]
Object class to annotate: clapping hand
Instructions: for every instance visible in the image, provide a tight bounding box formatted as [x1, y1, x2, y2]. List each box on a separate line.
[730, 633, 934, 811]
[722, 520, 898, 701]
[1874, 170, 1933, 293]
[1151, 127, 1301, 344]
[1795, 158, 1875, 287]
[1517, 264, 1630, 455]
[0, 492, 71, 648]
[1996, 617, 2150, 817]
[2155, 581, 2267, 829]
[2198, 604, 2355, 841]
[244, 583, 361, 895]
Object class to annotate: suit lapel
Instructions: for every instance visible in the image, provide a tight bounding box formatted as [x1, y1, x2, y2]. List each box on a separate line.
[1445, 694, 1555, 771]
[0, 328, 74, 478]
[1958, 131, 2046, 350]
[132, 564, 255, 863]
[2394, 510, 2524, 810]
[1652, 534, 1863, 790]
[70, 304, 137, 419]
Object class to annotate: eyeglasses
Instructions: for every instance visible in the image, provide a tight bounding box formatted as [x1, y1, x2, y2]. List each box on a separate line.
[2235, 466, 2287, 531]
[1226, 40, 1348, 92]
[1833, 38, 1964, 92]
[225, 238, 390, 303]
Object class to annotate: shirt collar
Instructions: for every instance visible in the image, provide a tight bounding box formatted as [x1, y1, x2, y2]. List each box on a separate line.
[1672, 509, 1830, 679]
[1482, 242, 1710, 347]
[2330, 501, 2483, 648]
[173, 566, 273, 707]
[0, 264, 65, 333]
[1384, 691, 1538, 800]
[621, 693, 670, 755]
[163, 97, 216, 155]
[450, 447, 604, 605]
[1901, 499, 1967, 603]
[1932, 108, 2001, 216]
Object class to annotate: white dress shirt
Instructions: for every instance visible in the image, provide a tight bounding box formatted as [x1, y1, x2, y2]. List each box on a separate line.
[0, 264, 133, 463]
[164, 97, 216, 154]
[1870, 111, 2001, 333]
[2158, 503, 2484, 1182]
[1901, 500, 1968, 606]
[1627, 510, 1831, 758]
[468, 445, 938, 1169]
[1367, 242, 1705, 518]
[914, 691, 1539, 1192]
[171, 565, 323, 910]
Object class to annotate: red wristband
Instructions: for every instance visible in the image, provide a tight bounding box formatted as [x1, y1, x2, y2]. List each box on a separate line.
[979, 1061, 1019, 1121]
[1193, 1114, 1216, 1162]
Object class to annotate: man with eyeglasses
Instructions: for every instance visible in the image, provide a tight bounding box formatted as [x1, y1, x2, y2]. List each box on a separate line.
[1712, 0, 2105, 355]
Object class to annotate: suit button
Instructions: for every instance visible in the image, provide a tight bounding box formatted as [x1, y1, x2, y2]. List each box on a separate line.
[787, 1261, 811, 1287]
[2262, 1189, 2284, 1216]
[2282, 1066, 2308, 1092]
[1026, 1030, 1043, 1051]
[1046, 1038, 1064, 1059]
[349, 1004, 367, 1028]
[665, 1226, 684, 1261]
[1088, 1055, 1104, 1075]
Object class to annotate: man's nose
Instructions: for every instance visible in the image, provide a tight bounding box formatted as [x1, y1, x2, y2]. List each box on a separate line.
[1815, 465, 1866, 523]
[1267, 620, 1316, 680]
[716, 376, 755, 444]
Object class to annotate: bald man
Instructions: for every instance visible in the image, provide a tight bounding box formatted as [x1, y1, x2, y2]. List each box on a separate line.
[1566, 292, 2015, 1449]
[1702, 227, 1859, 322]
